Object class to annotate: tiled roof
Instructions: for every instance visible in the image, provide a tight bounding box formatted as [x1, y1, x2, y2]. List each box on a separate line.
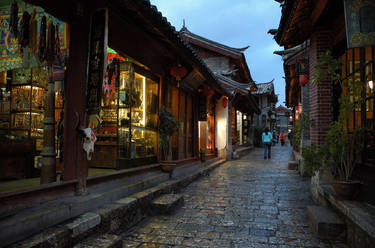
[180, 26, 249, 58]
[253, 80, 275, 95]
[130, 0, 229, 96]
[273, 40, 309, 61]
[179, 24, 254, 83]
[214, 73, 251, 95]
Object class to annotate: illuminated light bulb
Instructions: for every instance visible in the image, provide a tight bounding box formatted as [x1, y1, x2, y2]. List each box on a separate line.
[369, 80, 373, 90]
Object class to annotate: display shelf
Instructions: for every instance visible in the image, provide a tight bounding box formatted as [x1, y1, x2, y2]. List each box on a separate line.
[11, 109, 44, 114]
[90, 62, 159, 168]
[8, 68, 46, 141]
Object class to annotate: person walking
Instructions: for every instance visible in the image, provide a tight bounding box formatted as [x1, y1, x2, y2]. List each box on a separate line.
[280, 131, 286, 146]
[262, 127, 273, 159]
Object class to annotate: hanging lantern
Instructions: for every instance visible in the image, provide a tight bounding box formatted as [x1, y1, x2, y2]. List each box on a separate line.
[170, 64, 187, 82]
[222, 97, 228, 108]
[297, 58, 309, 86]
[203, 87, 214, 97]
[250, 84, 257, 92]
[299, 74, 309, 86]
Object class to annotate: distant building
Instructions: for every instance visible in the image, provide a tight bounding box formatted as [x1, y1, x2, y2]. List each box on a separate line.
[275, 105, 292, 133]
[252, 80, 277, 131]
[180, 24, 260, 154]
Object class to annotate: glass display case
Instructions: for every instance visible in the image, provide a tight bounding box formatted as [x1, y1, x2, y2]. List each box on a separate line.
[10, 68, 47, 143]
[0, 67, 47, 179]
[92, 62, 159, 169]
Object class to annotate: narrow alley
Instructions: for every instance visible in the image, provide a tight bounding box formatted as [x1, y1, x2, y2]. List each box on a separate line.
[121, 145, 348, 248]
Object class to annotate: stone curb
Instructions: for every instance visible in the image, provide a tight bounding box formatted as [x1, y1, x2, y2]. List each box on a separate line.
[10, 159, 226, 248]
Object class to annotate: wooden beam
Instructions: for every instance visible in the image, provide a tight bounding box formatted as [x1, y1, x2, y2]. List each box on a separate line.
[311, 0, 328, 26]
[107, 11, 173, 75]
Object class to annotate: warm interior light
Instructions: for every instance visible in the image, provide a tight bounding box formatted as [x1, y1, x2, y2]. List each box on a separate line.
[369, 80, 373, 90]
[142, 76, 146, 126]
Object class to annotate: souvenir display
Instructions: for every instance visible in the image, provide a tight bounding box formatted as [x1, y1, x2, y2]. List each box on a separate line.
[92, 62, 159, 168]
[8, 68, 46, 140]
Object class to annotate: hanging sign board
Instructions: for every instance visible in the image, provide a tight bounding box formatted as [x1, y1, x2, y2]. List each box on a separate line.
[344, 0, 375, 48]
[86, 8, 108, 115]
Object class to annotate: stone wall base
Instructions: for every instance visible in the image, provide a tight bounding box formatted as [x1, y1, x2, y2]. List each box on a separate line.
[312, 176, 375, 248]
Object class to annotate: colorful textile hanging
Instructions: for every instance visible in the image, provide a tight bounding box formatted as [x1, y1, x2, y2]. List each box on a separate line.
[103, 70, 116, 100]
[0, 3, 68, 72]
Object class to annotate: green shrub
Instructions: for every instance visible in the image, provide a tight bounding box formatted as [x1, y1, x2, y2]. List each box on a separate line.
[301, 143, 323, 176]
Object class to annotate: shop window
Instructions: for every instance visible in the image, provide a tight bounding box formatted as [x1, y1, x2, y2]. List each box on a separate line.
[95, 63, 159, 168]
[118, 71, 158, 159]
[236, 111, 242, 145]
[340, 46, 375, 163]
[0, 67, 48, 179]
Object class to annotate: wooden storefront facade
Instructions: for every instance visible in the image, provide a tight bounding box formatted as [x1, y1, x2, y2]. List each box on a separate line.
[0, 0, 228, 218]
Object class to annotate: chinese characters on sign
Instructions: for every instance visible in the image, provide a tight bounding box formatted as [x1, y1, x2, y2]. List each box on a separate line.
[344, 0, 375, 48]
[87, 8, 108, 115]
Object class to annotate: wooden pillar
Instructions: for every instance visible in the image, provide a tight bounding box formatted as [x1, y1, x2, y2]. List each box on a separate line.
[193, 94, 199, 159]
[63, 18, 90, 195]
[40, 67, 56, 184]
[226, 102, 233, 160]
[309, 27, 333, 146]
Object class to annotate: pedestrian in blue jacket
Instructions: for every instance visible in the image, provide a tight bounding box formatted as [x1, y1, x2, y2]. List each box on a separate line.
[262, 127, 273, 159]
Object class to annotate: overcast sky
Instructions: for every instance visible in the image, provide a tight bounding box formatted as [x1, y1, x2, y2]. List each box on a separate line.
[150, 0, 286, 106]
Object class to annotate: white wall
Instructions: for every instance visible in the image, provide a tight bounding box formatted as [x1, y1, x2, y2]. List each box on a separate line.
[215, 96, 228, 150]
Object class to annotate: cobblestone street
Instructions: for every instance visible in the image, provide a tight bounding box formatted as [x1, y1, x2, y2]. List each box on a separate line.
[122, 145, 348, 248]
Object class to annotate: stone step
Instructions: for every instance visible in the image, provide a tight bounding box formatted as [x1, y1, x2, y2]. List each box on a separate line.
[7, 159, 226, 247]
[288, 160, 298, 170]
[73, 234, 122, 248]
[4, 173, 169, 248]
[307, 205, 346, 240]
[151, 194, 184, 215]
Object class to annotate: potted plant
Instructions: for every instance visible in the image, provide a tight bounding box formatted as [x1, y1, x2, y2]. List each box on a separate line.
[322, 121, 364, 199]
[158, 107, 180, 176]
[200, 148, 205, 162]
[304, 50, 365, 199]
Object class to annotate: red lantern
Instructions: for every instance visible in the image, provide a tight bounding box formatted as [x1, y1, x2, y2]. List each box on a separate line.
[250, 84, 257, 92]
[170, 65, 187, 81]
[299, 74, 309, 86]
[203, 88, 214, 97]
[222, 97, 228, 108]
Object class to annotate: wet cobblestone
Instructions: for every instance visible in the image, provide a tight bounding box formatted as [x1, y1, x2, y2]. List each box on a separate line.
[122, 146, 348, 247]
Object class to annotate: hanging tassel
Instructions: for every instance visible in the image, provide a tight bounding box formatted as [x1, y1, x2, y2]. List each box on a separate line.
[19, 11, 31, 50]
[39, 16, 47, 62]
[29, 9, 38, 55]
[55, 23, 62, 64]
[9, 1, 18, 38]
[46, 18, 56, 65]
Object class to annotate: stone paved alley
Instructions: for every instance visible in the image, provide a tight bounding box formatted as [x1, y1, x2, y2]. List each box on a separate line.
[121, 145, 348, 248]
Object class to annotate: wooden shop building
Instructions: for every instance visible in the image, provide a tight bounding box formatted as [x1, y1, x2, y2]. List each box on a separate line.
[0, 0, 228, 220]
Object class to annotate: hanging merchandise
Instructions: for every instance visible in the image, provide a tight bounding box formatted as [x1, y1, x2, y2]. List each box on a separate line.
[54, 23, 62, 65]
[29, 9, 38, 55]
[9, 1, 19, 38]
[19, 11, 31, 51]
[39, 16, 47, 62]
[46, 18, 56, 65]
[86, 9, 108, 115]
[103, 60, 119, 101]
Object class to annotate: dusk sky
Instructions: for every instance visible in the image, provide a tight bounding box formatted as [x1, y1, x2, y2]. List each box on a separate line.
[149, 0, 286, 106]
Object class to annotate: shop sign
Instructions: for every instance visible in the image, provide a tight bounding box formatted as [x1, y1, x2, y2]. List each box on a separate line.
[344, 0, 375, 48]
[198, 93, 207, 121]
[86, 8, 108, 115]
